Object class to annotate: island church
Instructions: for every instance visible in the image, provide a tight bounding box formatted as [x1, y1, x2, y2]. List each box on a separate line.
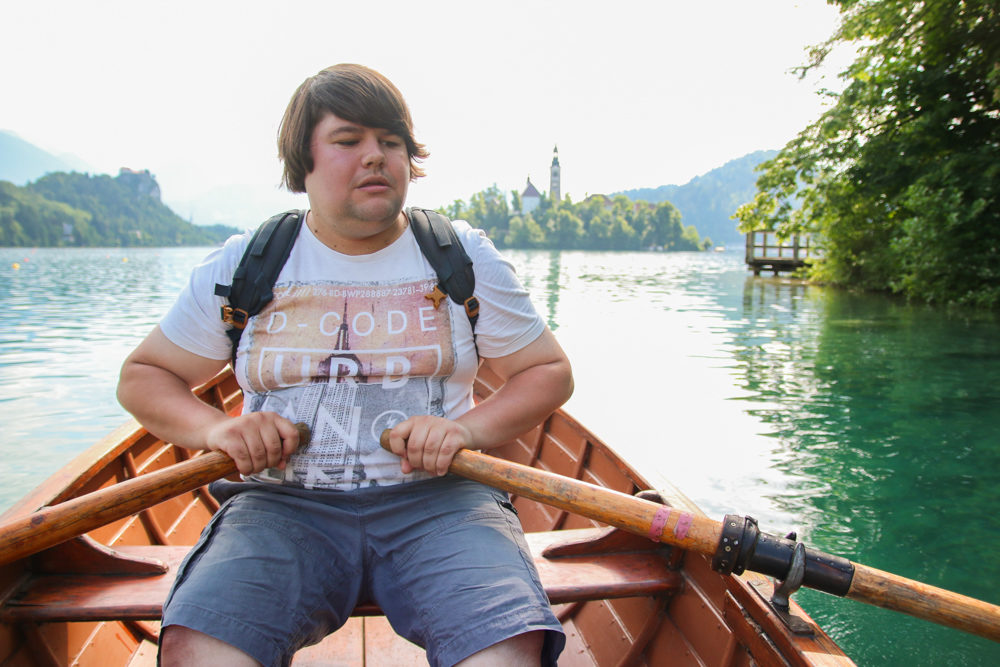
[521, 146, 560, 215]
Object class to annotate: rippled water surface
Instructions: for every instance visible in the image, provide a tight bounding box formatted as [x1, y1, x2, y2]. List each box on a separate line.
[2, 246, 998, 665]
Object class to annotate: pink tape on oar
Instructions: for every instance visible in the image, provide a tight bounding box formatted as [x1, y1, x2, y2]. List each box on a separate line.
[648, 506, 671, 542]
[674, 512, 694, 541]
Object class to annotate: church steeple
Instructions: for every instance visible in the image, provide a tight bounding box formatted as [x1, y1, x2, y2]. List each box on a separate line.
[549, 145, 561, 203]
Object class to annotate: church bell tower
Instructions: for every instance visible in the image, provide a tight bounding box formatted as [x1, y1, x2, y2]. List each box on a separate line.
[549, 145, 561, 203]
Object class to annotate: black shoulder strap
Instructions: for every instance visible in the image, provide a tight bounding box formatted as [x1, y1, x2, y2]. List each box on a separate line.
[214, 209, 304, 361]
[406, 207, 479, 335]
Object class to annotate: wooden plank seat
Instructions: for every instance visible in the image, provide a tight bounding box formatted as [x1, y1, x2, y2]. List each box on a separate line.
[0, 528, 682, 624]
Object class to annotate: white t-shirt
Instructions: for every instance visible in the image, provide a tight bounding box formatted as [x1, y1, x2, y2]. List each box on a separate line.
[160, 215, 545, 491]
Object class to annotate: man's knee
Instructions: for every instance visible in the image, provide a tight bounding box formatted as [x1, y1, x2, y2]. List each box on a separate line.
[160, 625, 260, 667]
[456, 630, 545, 666]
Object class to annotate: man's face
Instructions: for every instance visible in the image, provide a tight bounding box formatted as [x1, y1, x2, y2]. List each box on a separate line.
[304, 112, 410, 236]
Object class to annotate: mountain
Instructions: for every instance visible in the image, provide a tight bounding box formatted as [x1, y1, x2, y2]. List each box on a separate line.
[0, 130, 90, 184]
[2, 131, 298, 230]
[617, 150, 778, 246]
[1, 170, 239, 247]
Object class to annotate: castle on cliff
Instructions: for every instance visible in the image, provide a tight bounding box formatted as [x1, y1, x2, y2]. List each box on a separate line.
[117, 167, 161, 201]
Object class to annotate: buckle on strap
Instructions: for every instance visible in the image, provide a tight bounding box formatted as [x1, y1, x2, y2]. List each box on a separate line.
[221, 305, 250, 329]
[464, 296, 480, 319]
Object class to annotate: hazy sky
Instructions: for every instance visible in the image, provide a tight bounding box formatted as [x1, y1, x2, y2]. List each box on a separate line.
[2, 0, 850, 219]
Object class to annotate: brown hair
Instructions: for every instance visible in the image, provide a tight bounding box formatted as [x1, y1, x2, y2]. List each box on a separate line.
[278, 64, 429, 193]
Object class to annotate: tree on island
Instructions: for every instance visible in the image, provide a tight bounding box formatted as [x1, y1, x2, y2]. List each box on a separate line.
[445, 187, 710, 252]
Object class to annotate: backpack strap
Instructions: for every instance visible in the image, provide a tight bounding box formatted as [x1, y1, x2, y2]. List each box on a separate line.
[406, 207, 480, 338]
[214, 210, 304, 362]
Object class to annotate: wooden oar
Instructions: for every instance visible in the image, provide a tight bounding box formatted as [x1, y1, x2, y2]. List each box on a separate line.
[0, 423, 310, 567]
[0, 450, 236, 566]
[379, 432, 1000, 643]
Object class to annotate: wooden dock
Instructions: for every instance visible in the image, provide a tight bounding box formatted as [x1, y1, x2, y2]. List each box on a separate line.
[745, 231, 820, 275]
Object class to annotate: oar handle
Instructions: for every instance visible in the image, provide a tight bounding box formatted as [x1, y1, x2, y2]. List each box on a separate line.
[379, 430, 1000, 643]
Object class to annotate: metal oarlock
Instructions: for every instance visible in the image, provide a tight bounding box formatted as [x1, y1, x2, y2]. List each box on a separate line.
[711, 517, 851, 635]
[711, 514, 854, 597]
[769, 537, 814, 635]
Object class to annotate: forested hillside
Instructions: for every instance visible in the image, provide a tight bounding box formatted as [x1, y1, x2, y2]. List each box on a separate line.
[1, 171, 238, 247]
[619, 150, 777, 246]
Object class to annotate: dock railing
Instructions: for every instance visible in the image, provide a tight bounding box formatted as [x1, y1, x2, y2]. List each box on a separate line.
[745, 231, 821, 275]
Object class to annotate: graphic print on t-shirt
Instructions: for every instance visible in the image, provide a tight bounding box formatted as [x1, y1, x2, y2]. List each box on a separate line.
[240, 277, 455, 489]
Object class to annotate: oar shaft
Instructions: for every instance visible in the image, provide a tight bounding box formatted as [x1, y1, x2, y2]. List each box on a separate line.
[0, 423, 310, 566]
[447, 443, 723, 555]
[847, 562, 1000, 642]
[379, 432, 724, 552]
[0, 451, 236, 566]
[381, 434, 1000, 643]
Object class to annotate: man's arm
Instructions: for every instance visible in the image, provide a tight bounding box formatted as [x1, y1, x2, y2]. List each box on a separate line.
[386, 327, 573, 476]
[117, 326, 302, 475]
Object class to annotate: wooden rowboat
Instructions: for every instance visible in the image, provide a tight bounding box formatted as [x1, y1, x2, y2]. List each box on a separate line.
[0, 366, 853, 665]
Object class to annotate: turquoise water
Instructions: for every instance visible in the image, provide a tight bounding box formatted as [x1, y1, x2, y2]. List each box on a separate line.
[1, 246, 998, 665]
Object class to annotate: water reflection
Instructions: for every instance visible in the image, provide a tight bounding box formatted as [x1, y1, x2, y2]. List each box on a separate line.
[544, 251, 561, 331]
[732, 276, 1000, 665]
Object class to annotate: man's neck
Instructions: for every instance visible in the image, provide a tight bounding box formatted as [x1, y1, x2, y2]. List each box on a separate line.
[307, 210, 408, 255]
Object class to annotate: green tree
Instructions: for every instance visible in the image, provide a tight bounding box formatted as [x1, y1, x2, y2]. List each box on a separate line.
[643, 202, 684, 249]
[608, 215, 638, 250]
[546, 208, 584, 249]
[505, 214, 545, 248]
[0, 180, 94, 246]
[461, 184, 511, 240]
[583, 208, 614, 249]
[444, 199, 467, 221]
[679, 225, 704, 251]
[576, 196, 605, 232]
[736, 0, 1000, 308]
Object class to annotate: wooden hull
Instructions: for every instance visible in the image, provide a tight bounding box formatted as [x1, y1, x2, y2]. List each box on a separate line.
[0, 368, 853, 665]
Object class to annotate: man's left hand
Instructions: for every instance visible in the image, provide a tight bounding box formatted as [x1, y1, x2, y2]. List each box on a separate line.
[386, 417, 473, 476]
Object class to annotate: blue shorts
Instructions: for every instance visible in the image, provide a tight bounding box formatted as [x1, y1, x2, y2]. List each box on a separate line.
[162, 475, 565, 667]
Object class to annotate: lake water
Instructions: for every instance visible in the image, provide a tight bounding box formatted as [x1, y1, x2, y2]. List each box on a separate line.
[2, 245, 998, 665]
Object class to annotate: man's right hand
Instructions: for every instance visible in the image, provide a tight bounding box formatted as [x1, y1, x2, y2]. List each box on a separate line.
[205, 412, 303, 475]
[118, 327, 306, 476]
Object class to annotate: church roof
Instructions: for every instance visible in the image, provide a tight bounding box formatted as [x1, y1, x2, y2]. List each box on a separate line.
[522, 179, 541, 198]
